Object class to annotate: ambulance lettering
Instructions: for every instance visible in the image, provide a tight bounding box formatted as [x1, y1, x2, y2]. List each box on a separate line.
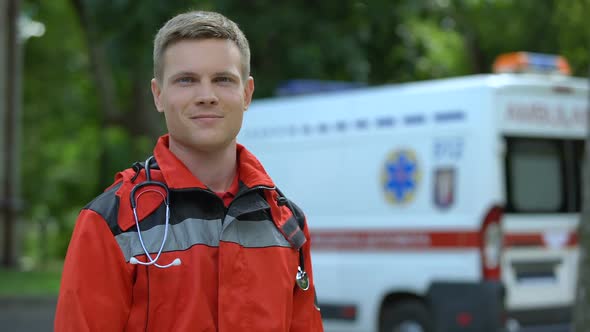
[434, 137, 464, 161]
[505, 102, 587, 128]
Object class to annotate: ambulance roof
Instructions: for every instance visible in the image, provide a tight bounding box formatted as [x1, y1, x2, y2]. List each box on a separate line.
[253, 74, 588, 105]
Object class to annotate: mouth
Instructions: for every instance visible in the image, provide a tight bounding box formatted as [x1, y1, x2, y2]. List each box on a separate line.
[189, 114, 223, 120]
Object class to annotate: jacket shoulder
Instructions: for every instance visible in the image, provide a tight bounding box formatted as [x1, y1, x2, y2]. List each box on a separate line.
[83, 181, 123, 235]
[83, 167, 137, 235]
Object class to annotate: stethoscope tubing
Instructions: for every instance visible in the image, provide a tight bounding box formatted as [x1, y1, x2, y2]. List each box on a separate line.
[129, 156, 180, 268]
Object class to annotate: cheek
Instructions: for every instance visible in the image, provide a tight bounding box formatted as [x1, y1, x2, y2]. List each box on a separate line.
[218, 88, 245, 105]
[163, 90, 193, 110]
[231, 112, 246, 134]
[232, 111, 245, 126]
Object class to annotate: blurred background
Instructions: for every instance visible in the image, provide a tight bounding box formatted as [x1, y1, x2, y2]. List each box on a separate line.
[0, 0, 589, 331]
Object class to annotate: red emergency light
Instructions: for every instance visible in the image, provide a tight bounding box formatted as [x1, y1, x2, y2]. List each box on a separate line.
[493, 52, 571, 75]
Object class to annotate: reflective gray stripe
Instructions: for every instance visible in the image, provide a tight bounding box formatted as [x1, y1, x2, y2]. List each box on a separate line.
[221, 219, 291, 248]
[115, 218, 222, 261]
[116, 217, 293, 261]
[222, 191, 270, 232]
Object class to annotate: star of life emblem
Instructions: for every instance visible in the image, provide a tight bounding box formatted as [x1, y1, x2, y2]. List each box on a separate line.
[381, 149, 421, 204]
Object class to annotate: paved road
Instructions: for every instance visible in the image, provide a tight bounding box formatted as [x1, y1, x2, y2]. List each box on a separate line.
[0, 297, 56, 332]
[0, 297, 573, 332]
[517, 325, 571, 332]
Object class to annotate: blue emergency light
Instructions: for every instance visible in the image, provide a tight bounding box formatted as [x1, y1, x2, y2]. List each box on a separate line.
[493, 52, 571, 75]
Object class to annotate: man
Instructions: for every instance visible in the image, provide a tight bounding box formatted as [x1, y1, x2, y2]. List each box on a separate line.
[54, 10, 323, 331]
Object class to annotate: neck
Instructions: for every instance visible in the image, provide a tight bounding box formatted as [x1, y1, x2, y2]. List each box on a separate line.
[168, 138, 237, 193]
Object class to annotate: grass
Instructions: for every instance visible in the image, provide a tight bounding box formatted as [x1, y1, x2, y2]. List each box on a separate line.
[0, 267, 62, 296]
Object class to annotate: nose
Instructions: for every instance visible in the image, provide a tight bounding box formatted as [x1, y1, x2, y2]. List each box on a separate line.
[194, 83, 219, 106]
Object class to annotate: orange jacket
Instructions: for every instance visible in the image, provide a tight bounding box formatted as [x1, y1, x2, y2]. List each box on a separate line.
[55, 135, 324, 332]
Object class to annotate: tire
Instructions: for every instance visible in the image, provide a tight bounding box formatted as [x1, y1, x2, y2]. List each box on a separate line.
[380, 300, 433, 332]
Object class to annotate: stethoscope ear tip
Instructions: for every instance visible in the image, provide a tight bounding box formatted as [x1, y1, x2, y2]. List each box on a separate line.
[130, 257, 139, 265]
[172, 258, 182, 266]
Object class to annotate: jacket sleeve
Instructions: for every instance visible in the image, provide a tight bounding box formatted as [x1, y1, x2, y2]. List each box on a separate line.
[290, 215, 324, 332]
[54, 209, 134, 332]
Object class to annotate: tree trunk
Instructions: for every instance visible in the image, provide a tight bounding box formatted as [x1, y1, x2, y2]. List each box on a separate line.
[448, 1, 486, 74]
[70, 0, 120, 124]
[70, 0, 122, 189]
[71, 1, 164, 186]
[1, 0, 22, 268]
[127, 66, 163, 140]
[572, 63, 590, 332]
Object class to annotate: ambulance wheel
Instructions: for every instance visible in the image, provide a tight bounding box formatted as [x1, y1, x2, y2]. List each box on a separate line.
[380, 300, 433, 332]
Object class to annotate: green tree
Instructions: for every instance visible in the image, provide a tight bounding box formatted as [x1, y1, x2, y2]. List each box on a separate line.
[20, 0, 590, 266]
[22, 0, 100, 258]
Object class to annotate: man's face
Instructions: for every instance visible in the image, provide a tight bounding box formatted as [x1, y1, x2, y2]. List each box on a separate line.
[151, 38, 254, 152]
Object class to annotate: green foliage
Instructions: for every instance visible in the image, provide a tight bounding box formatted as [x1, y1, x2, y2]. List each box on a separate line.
[401, 18, 469, 79]
[0, 268, 61, 295]
[554, 0, 590, 75]
[22, 0, 101, 261]
[17, 0, 590, 269]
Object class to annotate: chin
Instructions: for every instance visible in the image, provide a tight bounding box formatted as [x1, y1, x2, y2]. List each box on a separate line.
[188, 138, 235, 153]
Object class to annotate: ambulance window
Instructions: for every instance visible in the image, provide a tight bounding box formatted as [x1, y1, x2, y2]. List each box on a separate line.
[506, 139, 564, 212]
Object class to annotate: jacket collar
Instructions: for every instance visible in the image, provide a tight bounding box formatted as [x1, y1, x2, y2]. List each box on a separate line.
[153, 134, 275, 190]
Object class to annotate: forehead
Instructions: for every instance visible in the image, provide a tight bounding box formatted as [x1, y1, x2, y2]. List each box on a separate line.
[162, 38, 243, 78]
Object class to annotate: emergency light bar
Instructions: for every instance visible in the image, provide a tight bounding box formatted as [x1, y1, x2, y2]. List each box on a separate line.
[493, 52, 571, 75]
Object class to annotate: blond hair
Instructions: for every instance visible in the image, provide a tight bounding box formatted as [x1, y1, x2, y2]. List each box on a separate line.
[153, 11, 250, 83]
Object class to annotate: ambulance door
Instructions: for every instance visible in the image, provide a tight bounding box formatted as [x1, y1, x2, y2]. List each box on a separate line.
[502, 137, 582, 327]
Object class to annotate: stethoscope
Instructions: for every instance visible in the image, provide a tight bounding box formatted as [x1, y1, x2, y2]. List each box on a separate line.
[129, 156, 180, 268]
[128, 156, 310, 291]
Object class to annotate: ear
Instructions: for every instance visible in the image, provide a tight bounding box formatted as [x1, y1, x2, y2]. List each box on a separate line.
[151, 78, 164, 113]
[243, 76, 255, 111]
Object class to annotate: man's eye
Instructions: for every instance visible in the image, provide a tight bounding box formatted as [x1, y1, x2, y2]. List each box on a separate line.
[177, 77, 194, 84]
[215, 76, 233, 83]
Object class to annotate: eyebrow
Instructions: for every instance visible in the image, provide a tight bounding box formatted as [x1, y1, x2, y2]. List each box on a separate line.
[213, 71, 241, 80]
[168, 71, 198, 81]
[168, 70, 240, 81]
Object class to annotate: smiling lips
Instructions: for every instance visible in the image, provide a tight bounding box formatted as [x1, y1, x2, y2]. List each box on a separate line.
[190, 114, 223, 119]
[189, 114, 224, 126]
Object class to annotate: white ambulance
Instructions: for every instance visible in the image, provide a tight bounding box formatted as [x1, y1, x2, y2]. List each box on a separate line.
[238, 53, 588, 332]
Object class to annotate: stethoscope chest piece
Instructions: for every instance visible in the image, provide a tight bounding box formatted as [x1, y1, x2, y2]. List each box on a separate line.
[296, 266, 309, 291]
